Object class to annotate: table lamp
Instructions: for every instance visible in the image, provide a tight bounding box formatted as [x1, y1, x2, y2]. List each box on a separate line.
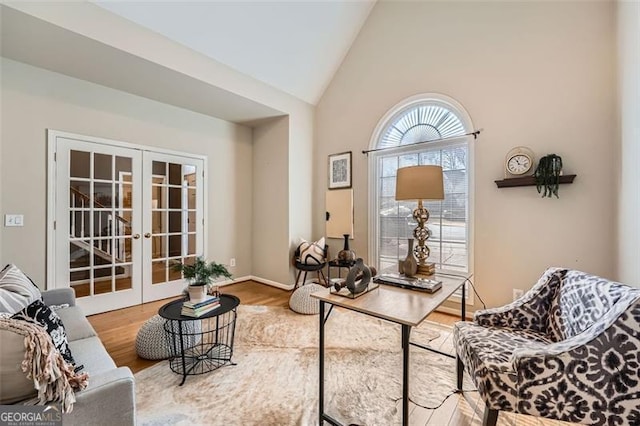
[395, 165, 444, 275]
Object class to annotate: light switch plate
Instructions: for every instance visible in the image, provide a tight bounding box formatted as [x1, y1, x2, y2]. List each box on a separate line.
[4, 214, 24, 227]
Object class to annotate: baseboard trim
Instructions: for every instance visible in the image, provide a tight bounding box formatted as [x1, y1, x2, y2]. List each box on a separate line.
[435, 305, 474, 320]
[249, 276, 294, 291]
[216, 276, 253, 287]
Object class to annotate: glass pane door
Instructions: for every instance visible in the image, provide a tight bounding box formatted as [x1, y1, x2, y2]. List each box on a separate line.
[55, 138, 143, 315]
[142, 152, 204, 302]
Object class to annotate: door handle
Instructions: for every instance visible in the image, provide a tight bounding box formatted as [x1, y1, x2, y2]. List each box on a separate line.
[133, 233, 141, 239]
[144, 233, 151, 239]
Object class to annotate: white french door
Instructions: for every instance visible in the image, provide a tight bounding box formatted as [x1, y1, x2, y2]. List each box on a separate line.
[142, 152, 204, 302]
[50, 132, 205, 315]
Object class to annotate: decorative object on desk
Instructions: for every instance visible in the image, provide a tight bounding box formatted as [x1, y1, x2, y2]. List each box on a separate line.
[337, 234, 356, 262]
[172, 257, 232, 304]
[403, 239, 418, 278]
[504, 146, 534, 177]
[331, 261, 378, 299]
[342, 259, 374, 295]
[328, 151, 352, 189]
[374, 274, 442, 293]
[395, 165, 444, 275]
[534, 154, 563, 198]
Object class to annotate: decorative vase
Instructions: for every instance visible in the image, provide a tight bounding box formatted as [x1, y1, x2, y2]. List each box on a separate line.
[337, 234, 356, 263]
[188, 284, 207, 304]
[403, 239, 418, 278]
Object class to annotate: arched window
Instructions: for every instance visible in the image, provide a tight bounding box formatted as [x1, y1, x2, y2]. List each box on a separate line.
[369, 94, 473, 275]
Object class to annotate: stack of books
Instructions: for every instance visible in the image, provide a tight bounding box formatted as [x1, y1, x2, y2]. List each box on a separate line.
[181, 295, 221, 317]
[417, 262, 436, 275]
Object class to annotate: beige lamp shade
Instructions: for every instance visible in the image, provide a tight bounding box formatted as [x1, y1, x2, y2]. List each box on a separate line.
[395, 165, 444, 201]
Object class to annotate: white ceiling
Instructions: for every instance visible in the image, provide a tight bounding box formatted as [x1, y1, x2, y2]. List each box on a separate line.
[95, 1, 375, 105]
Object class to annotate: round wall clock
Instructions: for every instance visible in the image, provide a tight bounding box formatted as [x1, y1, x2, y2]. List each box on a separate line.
[505, 146, 535, 177]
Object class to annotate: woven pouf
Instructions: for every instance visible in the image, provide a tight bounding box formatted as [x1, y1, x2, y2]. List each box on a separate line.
[135, 314, 201, 360]
[289, 283, 325, 315]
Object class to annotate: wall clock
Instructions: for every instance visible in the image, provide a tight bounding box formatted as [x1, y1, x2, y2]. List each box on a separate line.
[504, 146, 534, 177]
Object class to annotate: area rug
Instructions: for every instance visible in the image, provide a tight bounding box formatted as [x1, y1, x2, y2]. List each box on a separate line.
[135, 305, 473, 426]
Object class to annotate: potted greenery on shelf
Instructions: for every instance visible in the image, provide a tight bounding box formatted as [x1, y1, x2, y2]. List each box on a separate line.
[534, 154, 563, 198]
[172, 257, 232, 303]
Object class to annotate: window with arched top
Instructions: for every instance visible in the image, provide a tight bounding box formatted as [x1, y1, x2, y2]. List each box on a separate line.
[369, 94, 473, 276]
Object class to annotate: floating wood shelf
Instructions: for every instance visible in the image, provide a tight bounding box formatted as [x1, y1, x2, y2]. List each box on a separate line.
[495, 174, 576, 188]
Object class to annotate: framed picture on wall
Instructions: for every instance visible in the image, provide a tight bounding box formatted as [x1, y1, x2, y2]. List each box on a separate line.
[328, 151, 352, 189]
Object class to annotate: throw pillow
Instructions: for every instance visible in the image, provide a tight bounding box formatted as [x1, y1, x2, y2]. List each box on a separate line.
[0, 328, 37, 404]
[0, 264, 42, 314]
[11, 300, 81, 371]
[297, 237, 326, 265]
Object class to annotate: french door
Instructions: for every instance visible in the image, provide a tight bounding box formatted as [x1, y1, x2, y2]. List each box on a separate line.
[143, 152, 204, 302]
[50, 133, 205, 315]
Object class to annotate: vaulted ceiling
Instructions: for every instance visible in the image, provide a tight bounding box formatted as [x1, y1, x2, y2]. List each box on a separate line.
[95, 1, 376, 105]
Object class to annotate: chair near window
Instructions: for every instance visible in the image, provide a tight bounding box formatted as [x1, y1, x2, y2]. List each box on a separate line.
[292, 238, 328, 290]
[453, 267, 640, 426]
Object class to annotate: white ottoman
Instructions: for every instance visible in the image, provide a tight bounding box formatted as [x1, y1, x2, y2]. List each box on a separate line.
[136, 314, 202, 360]
[136, 315, 173, 360]
[289, 283, 325, 315]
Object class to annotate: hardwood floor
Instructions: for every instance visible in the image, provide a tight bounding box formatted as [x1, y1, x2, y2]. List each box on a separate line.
[88, 281, 567, 426]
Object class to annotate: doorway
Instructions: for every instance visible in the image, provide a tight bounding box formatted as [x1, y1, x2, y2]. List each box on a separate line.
[48, 131, 205, 315]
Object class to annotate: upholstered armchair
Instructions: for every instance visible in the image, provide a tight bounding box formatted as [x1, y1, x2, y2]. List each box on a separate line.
[453, 267, 640, 426]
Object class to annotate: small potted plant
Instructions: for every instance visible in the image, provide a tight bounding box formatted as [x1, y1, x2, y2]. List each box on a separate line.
[172, 257, 232, 303]
[534, 154, 563, 198]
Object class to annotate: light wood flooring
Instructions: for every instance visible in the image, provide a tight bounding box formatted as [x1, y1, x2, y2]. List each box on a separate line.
[87, 280, 570, 426]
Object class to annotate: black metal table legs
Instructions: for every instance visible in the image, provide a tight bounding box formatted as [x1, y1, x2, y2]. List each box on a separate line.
[319, 300, 324, 426]
[319, 300, 412, 426]
[401, 324, 411, 426]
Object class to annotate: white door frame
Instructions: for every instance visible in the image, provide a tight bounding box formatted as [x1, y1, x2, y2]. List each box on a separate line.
[47, 130, 208, 312]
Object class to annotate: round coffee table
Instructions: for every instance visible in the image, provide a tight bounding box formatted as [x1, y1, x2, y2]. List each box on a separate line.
[159, 294, 240, 385]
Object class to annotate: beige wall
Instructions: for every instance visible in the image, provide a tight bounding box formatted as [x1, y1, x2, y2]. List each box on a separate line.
[616, 1, 640, 286]
[252, 116, 291, 284]
[288, 108, 315, 277]
[315, 1, 617, 308]
[0, 59, 253, 288]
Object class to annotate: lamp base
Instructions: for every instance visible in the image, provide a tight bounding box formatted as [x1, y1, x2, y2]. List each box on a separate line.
[417, 262, 436, 276]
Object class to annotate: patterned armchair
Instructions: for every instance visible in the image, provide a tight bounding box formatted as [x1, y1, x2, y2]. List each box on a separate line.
[453, 267, 640, 426]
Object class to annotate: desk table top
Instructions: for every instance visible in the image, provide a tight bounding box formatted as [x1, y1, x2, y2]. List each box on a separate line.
[311, 273, 468, 327]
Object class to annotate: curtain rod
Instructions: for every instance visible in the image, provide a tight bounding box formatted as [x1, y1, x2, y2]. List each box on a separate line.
[362, 129, 483, 155]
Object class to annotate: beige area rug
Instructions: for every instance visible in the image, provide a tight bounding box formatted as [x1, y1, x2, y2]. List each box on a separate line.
[135, 305, 474, 426]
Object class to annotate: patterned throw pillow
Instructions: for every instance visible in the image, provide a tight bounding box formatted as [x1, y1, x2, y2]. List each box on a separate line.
[12, 299, 81, 371]
[0, 264, 42, 314]
[297, 237, 326, 265]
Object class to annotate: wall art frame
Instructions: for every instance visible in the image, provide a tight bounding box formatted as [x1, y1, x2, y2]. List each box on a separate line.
[328, 151, 352, 190]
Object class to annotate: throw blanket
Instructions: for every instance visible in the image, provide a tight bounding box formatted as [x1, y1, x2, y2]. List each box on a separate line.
[0, 318, 89, 412]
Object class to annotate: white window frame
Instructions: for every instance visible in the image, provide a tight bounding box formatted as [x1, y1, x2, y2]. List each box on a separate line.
[367, 93, 475, 304]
